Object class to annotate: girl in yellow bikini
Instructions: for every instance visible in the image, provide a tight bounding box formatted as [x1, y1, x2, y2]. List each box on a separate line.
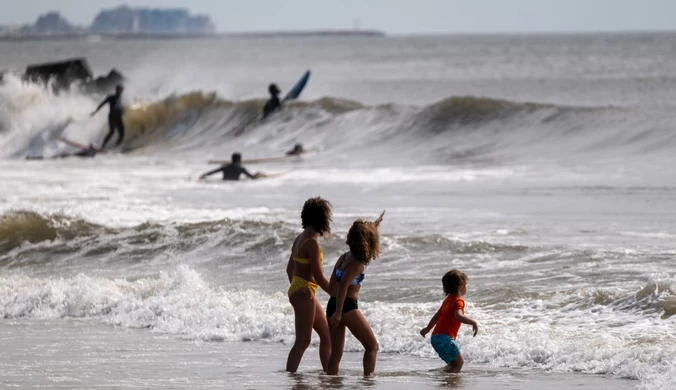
[285, 197, 333, 373]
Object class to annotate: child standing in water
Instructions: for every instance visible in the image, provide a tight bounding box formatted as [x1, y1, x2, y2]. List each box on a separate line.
[420, 269, 479, 373]
[326, 211, 385, 377]
[286, 197, 333, 373]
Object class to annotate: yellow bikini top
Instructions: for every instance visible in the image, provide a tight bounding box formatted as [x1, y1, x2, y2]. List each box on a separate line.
[293, 238, 323, 265]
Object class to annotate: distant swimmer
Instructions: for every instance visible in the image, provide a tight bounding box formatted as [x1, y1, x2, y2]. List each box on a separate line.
[286, 143, 305, 156]
[262, 83, 282, 120]
[199, 153, 264, 181]
[26, 144, 98, 160]
[91, 84, 125, 149]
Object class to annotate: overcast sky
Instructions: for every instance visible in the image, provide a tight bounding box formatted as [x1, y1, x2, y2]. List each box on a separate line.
[1, 0, 675, 34]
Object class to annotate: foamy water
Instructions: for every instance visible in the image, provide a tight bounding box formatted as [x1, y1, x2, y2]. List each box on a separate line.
[1, 33, 675, 389]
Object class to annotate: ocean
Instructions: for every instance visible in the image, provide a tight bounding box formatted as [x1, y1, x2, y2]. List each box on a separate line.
[0, 33, 675, 389]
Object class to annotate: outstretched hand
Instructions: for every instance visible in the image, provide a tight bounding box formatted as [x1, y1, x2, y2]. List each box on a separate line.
[471, 322, 479, 337]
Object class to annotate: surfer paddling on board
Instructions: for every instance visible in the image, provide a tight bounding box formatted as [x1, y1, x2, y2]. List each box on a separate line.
[262, 83, 282, 120]
[91, 84, 125, 149]
[199, 153, 265, 181]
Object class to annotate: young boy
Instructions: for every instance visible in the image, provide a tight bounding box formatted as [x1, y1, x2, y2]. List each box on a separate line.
[420, 269, 479, 373]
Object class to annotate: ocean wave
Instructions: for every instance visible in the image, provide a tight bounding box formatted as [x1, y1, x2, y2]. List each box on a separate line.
[480, 275, 676, 321]
[387, 233, 530, 254]
[0, 209, 296, 266]
[1, 76, 674, 162]
[0, 210, 106, 253]
[0, 266, 673, 388]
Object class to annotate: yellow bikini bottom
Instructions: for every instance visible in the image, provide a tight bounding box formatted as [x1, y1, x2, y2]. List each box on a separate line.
[288, 276, 318, 297]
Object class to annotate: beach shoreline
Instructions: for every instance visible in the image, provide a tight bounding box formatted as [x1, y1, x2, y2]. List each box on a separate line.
[0, 319, 635, 389]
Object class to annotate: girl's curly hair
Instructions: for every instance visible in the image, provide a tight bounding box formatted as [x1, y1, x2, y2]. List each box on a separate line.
[346, 211, 385, 265]
[301, 197, 332, 236]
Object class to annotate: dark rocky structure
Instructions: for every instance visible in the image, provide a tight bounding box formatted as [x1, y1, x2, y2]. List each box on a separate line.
[22, 58, 124, 94]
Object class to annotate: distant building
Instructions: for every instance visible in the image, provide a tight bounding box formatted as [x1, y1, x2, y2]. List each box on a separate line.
[91, 6, 215, 35]
[21, 12, 75, 35]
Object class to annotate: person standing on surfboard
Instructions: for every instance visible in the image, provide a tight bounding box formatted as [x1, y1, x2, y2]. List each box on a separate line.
[91, 85, 125, 149]
[262, 83, 282, 120]
[199, 153, 264, 181]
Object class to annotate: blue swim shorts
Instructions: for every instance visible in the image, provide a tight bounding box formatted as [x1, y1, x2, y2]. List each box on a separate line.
[430, 334, 460, 364]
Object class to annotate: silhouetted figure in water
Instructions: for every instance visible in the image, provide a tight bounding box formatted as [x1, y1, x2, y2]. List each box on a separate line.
[262, 83, 282, 120]
[26, 144, 99, 160]
[199, 153, 263, 181]
[68, 144, 99, 158]
[286, 143, 305, 156]
[92, 84, 125, 149]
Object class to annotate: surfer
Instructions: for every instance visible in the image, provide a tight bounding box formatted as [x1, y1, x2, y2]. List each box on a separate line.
[286, 143, 305, 156]
[261, 83, 282, 120]
[326, 211, 385, 377]
[91, 84, 125, 149]
[26, 144, 98, 160]
[199, 153, 263, 181]
[420, 269, 479, 373]
[68, 144, 99, 158]
[285, 197, 333, 373]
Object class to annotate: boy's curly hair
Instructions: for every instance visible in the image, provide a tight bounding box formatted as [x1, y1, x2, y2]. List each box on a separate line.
[442, 269, 468, 296]
[301, 197, 332, 236]
[346, 211, 385, 265]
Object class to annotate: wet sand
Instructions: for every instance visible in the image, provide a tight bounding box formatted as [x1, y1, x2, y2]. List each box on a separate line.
[0, 319, 635, 389]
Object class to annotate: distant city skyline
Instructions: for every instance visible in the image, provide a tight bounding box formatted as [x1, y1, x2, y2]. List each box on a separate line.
[2, 0, 675, 34]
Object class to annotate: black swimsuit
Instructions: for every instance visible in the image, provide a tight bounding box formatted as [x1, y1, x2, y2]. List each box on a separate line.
[326, 296, 358, 317]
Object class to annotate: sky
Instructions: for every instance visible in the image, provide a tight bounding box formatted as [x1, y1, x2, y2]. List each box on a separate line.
[1, 0, 675, 34]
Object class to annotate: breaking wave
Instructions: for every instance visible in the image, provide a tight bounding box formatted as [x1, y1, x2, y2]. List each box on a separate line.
[0, 266, 673, 387]
[2, 75, 675, 163]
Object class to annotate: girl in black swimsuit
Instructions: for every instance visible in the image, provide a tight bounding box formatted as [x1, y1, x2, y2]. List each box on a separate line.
[326, 211, 385, 376]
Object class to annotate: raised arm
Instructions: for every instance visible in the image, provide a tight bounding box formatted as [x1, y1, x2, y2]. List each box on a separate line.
[199, 166, 225, 180]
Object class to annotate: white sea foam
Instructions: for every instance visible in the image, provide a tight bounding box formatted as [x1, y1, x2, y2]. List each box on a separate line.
[1, 266, 674, 388]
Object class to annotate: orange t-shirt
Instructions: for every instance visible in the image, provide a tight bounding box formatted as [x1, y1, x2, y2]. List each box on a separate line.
[432, 295, 465, 339]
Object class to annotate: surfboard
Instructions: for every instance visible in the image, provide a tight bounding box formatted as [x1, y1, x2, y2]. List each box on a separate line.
[53, 136, 103, 152]
[283, 70, 311, 102]
[256, 169, 292, 179]
[199, 170, 292, 182]
[208, 156, 289, 165]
